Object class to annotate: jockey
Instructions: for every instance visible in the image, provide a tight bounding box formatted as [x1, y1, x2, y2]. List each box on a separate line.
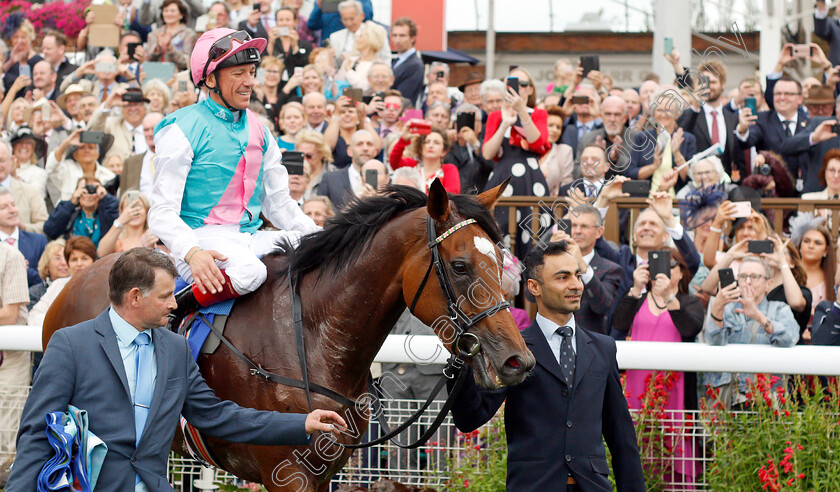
[148, 28, 319, 330]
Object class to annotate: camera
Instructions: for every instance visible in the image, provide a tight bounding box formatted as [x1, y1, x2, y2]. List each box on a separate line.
[84, 184, 98, 194]
[758, 162, 772, 176]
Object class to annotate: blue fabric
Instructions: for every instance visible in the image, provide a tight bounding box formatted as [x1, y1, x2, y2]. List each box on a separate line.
[38, 406, 107, 492]
[71, 213, 102, 246]
[133, 333, 152, 446]
[186, 299, 236, 362]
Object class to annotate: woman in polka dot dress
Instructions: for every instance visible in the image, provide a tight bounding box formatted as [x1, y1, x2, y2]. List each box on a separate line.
[482, 67, 551, 257]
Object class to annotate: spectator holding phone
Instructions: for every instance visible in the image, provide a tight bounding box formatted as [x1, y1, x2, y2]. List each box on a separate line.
[1, 98, 32, 138]
[391, 124, 460, 194]
[88, 87, 149, 162]
[446, 104, 492, 194]
[97, 192, 158, 256]
[336, 21, 386, 92]
[1, 14, 42, 101]
[43, 175, 119, 246]
[705, 255, 799, 407]
[324, 95, 379, 168]
[269, 7, 313, 76]
[46, 129, 117, 203]
[146, 0, 197, 72]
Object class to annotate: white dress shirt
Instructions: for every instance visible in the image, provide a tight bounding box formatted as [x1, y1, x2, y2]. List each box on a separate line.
[536, 313, 577, 361]
[703, 102, 727, 148]
[581, 249, 595, 284]
[139, 151, 156, 198]
[0, 227, 20, 247]
[347, 165, 363, 196]
[125, 121, 148, 155]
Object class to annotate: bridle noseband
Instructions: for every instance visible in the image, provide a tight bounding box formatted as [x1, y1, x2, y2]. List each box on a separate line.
[409, 216, 511, 360]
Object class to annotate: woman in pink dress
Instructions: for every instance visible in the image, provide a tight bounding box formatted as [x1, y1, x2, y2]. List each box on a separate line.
[613, 249, 704, 487]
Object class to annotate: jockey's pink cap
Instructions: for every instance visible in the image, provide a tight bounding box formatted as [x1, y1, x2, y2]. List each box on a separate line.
[190, 28, 267, 86]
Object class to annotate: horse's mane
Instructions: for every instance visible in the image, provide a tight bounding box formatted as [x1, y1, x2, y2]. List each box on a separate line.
[273, 185, 502, 280]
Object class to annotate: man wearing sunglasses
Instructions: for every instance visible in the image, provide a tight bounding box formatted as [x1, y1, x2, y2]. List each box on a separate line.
[148, 28, 320, 331]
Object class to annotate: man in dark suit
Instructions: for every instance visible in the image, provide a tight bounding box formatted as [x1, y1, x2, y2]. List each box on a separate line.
[814, 1, 840, 67]
[119, 112, 163, 198]
[593, 179, 701, 338]
[736, 76, 812, 192]
[677, 60, 745, 179]
[547, 205, 621, 334]
[448, 240, 645, 491]
[239, 2, 272, 50]
[317, 129, 379, 210]
[390, 17, 424, 103]
[561, 85, 603, 159]
[40, 30, 78, 91]
[6, 248, 345, 490]
[0, 187, 47, 287]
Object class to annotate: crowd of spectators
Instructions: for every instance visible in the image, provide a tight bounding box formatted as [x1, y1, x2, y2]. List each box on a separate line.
[4, 0, 840, 485]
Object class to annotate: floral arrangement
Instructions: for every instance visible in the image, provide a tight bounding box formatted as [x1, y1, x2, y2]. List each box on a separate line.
[445, 408, 507, 492]
[704, 374, 840, 491]
[0, 0, 90, 41]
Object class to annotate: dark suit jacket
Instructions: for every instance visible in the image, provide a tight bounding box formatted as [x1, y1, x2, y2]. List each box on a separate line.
[576, 253, 622, 334]
[392, 52, 425, 103]
[737, 108, 813, 189]
[7, 309, 309, 490]
[56, 58, 79, 90]
[17, 229, 47, 287]
[777, 117, 834, 194]
[119, 152, 146, 198]
[448, 319, 645, 491]
[814, 13, 840, 67]
[316, 168, 355, 211]
[238, 19, 270, 48]
[813, 300, 840, 346]
[627, 129, 697, 181]
[677, 106, 745, 178]
[272, 39, 314, 75]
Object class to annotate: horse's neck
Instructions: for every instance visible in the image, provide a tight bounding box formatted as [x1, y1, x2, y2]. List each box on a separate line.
[303, 221, 417, 396]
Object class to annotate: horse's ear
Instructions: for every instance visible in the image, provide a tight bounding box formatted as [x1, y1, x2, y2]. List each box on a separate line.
[476, 177, 511, 210]
[427, 179, 450, 222]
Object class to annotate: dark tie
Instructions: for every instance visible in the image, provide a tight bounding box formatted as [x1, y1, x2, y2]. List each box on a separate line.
[556, 326, 575, 387]
[710, 110, 720, 146]
[783, 120, 793, 137]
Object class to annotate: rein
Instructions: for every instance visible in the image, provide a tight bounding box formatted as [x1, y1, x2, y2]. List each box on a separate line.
[202, 215, 509, 449]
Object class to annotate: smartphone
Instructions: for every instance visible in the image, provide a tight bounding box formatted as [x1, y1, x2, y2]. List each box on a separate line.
[178, 80, 187, 92]
[622, 180, 651, 197]
[649, 249, 671, 279]
[124, 190, 142, 205]
[278, 26, 290, 36]
[41, 104, 51, 120]
[831, 123, 840, 134]
[570, 95, 590, 105]
[744, 96, 757, 115]
[342, 87, 363, 104]
[294, 66, 303, 77]
[94, 61, 117, 74]
[790, 44, 813, 58]
[80, 130, 106, 145]
[580, 55, 600, 77]
[256, 67, 266, 85]
[556, 218, 572, 234]
[731, 201, 752, 218]
[282, 151, 305, 175]
[409, 120, 432, 135]
[506, 77, 520, 93]
[456, 112, 476, 131]
[664, 37, 674, 55]
[364, 169, 378, 188]
[748, 240, 774, 255]
[435, 70, 445, 81]
[84, 184, 98, 194]
[127, 42, 140, 60]
[253, 2, 261, 11]
[19, 65, 31, 78]
[403, 109, 423, 121]
[719, 267, 736, 289]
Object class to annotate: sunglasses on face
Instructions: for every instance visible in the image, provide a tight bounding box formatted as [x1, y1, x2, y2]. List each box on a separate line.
[384, 103, 401, 110]
[518, 81, 532, 87]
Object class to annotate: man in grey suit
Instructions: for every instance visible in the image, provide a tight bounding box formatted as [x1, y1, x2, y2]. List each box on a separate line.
[6, 248, 344, 491]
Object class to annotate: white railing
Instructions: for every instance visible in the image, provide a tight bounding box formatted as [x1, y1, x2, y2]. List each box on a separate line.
[4, 326, 840, 375]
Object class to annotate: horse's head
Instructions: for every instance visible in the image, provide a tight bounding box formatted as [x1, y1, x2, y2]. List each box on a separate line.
[404, 179, 535, 389]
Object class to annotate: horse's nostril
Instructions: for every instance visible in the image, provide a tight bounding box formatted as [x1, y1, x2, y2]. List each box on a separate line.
[506, 356, 521, 369]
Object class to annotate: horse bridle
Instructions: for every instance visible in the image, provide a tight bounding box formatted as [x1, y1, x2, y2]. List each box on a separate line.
[408, 216, 511, 361]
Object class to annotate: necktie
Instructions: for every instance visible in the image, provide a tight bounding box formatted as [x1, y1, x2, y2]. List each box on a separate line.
[556, 326, 575, 388]
[133, 332, 153, 447]
[4, 237, 15, 246]
[783, 120, 793, 137]
[101, 85, 108, 102]
[262, 16, 269, 32]
[710, 110, 720, 146]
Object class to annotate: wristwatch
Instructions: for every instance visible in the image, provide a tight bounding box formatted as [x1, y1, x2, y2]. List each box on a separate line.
[112, 218, 124, 229]
[762, 317, 772, 330]
[667, 294, 676, 305]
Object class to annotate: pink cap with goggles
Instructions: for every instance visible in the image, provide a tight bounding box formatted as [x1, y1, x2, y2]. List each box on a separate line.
[190, 28, 267, 87]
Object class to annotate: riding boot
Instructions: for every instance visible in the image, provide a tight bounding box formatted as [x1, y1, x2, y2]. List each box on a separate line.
[165, 284, 201, 332]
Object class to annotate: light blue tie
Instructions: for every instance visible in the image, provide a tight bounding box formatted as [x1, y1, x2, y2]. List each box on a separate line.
[133, 331, 152, 486]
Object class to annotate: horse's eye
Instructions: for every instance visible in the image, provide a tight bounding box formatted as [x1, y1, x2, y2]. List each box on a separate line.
[451, 260, 468, 275]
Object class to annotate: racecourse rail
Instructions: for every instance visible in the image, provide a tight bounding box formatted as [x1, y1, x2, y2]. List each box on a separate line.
[1, 326, 839, 374]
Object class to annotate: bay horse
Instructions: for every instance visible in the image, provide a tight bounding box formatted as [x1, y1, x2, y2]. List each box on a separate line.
[41, 180, 535, 491]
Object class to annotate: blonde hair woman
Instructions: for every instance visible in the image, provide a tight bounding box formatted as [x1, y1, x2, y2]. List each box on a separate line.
[277, 102, 307, 151]
[337, 21, 387, 92]
[96, 192, 158, 256]
[142, 79, 171, 114]
[295, 129, 336, 197]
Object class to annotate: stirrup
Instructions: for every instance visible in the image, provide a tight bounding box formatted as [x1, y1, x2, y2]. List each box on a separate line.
[165, 284, 200, 333]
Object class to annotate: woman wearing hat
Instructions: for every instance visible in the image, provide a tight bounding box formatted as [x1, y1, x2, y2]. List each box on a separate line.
[45, 129, 116, 204]
[459, 71, 485, 109]
[57, 84, 94, 128]
[10, 126, 48, 198]
[1, 13, 43, 100]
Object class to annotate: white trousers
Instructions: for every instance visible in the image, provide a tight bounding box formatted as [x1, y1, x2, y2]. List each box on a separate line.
[175, 225, 303, 295]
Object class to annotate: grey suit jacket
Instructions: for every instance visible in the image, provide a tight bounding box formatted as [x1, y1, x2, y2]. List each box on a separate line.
[10, 178, 48, 234]
[119, 151, 145, 198]
[7, 309, 310, 491]
[316, 168, 355, 211]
